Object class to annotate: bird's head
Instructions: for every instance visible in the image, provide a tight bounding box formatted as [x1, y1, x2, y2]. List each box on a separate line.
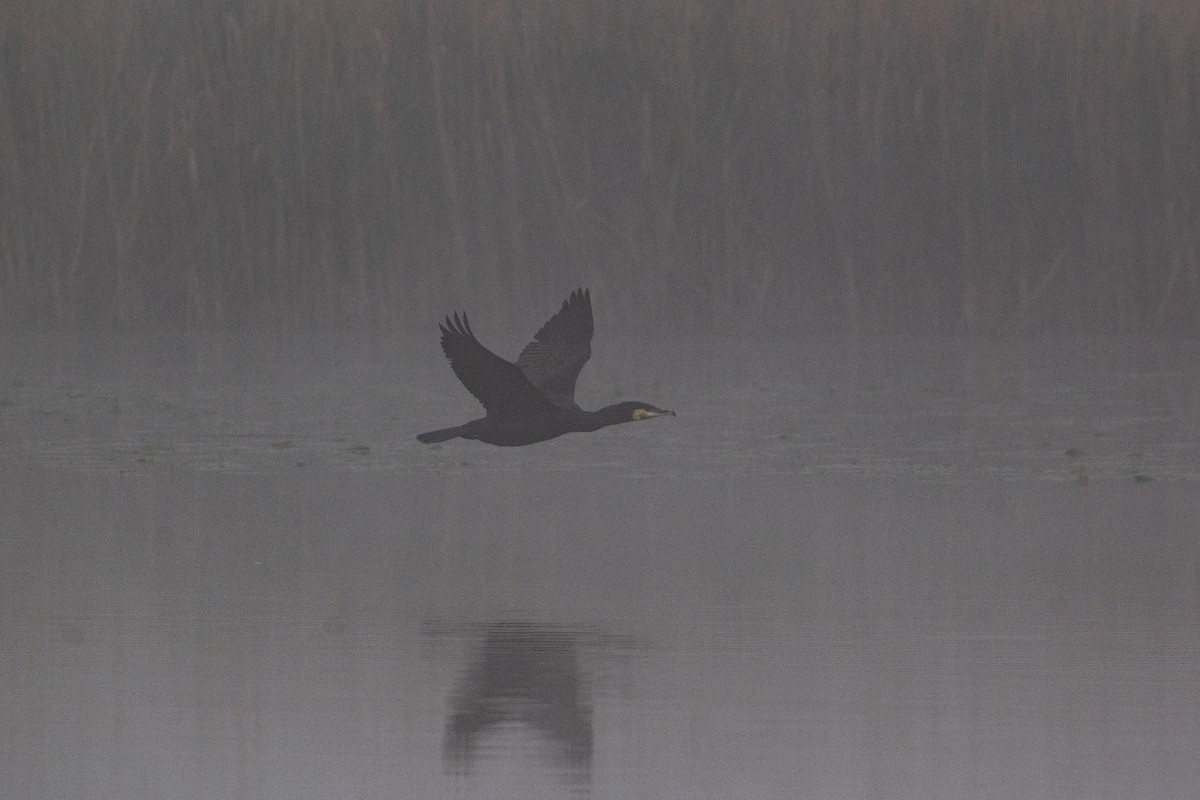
[588, 400, 675, 432]
[624, 402, 675, 422]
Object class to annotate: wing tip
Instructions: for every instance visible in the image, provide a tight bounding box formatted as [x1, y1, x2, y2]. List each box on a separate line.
[440, 312, 473, 337]
[438, 311, 477, 360]
[563, 287, 591, 318]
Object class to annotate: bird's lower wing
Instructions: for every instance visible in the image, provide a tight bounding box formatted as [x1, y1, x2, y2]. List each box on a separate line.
[440, 313, 558, 417]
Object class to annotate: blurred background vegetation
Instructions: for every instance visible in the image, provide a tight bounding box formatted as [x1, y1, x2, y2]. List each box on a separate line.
[1, 0, 1197, 332]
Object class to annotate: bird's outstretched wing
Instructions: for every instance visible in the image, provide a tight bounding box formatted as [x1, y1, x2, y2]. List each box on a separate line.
[515, 288, 594, 407]
[438, 313, 558, 417]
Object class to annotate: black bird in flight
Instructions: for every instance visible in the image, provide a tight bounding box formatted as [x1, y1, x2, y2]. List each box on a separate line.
[417, 289, 674, 446]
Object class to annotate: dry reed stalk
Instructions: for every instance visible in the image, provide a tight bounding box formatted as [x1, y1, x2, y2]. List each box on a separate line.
[0, 0, 1196, 330]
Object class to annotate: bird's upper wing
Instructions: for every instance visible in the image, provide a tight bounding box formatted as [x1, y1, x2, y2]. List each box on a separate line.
[438, 312, 558, 417]
[515, 288, 594, 407]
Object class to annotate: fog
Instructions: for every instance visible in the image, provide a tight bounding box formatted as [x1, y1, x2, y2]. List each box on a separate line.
[3, 2, 1200, 798]
[2, 1, 1197, 331]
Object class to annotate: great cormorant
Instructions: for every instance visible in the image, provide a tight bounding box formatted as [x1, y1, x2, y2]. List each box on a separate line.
[417, 289, 674, 446]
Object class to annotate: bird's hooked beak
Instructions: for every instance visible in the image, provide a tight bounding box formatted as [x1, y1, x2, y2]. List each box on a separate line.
[633, 408, 675, 421]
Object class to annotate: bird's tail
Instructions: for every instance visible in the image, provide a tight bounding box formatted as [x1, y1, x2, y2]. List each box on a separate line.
[417, 425, 465, 444]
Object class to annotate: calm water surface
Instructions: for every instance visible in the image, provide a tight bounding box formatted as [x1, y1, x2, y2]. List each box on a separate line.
[2, 332, 1198, 799]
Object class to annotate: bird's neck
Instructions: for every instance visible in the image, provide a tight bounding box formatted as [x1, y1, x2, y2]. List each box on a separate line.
[586, 403, 632, 431]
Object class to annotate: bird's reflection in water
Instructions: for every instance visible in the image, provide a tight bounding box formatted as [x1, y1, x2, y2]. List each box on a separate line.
[444, 622, 593, 784]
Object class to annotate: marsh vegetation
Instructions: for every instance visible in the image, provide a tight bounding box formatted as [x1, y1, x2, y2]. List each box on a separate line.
[2, 1, 1197, 331]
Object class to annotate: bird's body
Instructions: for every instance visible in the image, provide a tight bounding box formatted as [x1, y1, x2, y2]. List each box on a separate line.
[418, 289, 673, 446]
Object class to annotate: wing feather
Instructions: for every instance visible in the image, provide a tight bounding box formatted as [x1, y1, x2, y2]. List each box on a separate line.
[515, 288, 594, 407]
[438, 312, 557, 417]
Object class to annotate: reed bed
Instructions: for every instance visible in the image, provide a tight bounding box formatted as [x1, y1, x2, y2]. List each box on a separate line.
[1, 0, 1197, 331]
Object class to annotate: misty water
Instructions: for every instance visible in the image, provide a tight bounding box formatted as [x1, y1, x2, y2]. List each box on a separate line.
[3, 331, 1198, 800]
